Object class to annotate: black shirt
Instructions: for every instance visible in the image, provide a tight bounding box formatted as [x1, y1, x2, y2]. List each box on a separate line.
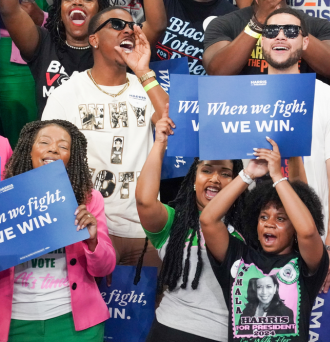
[24, 27, 93, 119]
[151, 0, 237, 76]
[208, 234, 328, 342]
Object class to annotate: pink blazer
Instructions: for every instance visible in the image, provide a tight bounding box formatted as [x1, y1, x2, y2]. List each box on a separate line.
[0, 189, 116, 342]
[0, 136, 12, 181]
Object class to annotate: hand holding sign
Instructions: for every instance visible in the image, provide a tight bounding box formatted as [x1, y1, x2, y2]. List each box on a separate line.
[75, 204, 98, 252]
[155, 103, 175, 144]
[245, 137, 282, 180]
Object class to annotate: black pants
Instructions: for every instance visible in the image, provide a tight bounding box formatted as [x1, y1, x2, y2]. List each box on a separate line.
[146, 319, 222, 342]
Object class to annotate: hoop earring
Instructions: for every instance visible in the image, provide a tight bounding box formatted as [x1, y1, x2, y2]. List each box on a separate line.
[193, 184, 196, 191]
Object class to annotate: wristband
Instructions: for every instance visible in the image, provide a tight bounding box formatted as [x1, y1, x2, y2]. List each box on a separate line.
[273, 177, 288, 188]
[144, 80, 159, 92]
[239, 169, 253, 185]
[244, 25, 262, 39]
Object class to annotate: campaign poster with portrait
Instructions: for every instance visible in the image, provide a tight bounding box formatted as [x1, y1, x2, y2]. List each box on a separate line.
[231, 258, 299, 339]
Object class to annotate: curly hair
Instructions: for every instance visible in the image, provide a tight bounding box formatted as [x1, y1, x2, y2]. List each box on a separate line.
[45, 0, 110, 49]
[5, 120, 93, 206]
[242, 180, 324, 251]
[134, 158, 245, 292]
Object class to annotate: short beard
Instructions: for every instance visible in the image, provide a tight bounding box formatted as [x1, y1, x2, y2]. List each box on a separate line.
[263, 47, 303, 70]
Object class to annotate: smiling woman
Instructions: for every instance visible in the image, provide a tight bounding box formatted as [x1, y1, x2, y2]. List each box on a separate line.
[1, 119, 116, 342]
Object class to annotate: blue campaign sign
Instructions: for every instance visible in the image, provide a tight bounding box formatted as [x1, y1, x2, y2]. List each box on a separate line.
[99, 265, 157, 342]
[168, 74, 200, 158]
[0, 160, 89, 271]
[150, 58, 194, 179]
[150, 57, 189, 95]
[198, 74, 315, 160]
[309, 292, 330, 341]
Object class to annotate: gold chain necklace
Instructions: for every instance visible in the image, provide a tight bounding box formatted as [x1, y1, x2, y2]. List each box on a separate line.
[87, 69, 130, 98]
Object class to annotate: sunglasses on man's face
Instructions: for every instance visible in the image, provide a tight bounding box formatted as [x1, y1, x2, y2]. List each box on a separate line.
[262, 25, 302, 39]
[93, 18, 143, 34]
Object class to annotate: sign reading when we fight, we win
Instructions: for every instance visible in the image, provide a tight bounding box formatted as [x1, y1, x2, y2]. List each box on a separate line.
[168, 73, 316, 160]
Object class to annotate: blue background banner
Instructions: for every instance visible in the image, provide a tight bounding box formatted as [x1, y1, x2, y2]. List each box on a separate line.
[0, 160, 89, 271]
[198, 74, 315, 160]
[168, 74, 200, 158]
[100, 266, 157, 342]
[309, 292, 330, 341]
[150, 58, 194, 179]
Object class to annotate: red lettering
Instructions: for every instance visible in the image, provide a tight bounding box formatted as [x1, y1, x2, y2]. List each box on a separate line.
[46, 73, 60, 86]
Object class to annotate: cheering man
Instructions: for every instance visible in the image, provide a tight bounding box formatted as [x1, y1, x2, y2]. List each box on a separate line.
[42, 6, 168, 271]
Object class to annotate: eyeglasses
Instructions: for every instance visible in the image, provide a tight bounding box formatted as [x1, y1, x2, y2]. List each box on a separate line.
[93, 18, 143, 34]
[262, 25, 302, 39]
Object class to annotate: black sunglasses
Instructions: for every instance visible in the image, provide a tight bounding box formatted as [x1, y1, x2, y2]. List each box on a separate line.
[262, 25, 302, 39]
[93, 18, 143, 34]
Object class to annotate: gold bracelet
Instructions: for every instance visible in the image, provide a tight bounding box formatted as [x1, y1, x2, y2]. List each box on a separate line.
[138, 70, 156, 84]
[244, 25, 262, 39]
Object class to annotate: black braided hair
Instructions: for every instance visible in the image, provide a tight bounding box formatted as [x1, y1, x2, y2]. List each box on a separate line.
[134, 158, 245, 292]
[44, 0, 110, 50]
[242, 180, 324, 251]
[4, 120, 93, 206]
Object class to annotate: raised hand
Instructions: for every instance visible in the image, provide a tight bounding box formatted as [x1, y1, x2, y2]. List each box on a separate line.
[114, 25, 151, 76]
[248, 136, 283, 181]
[155, 103, 176, 143]
[75, 205, 98, 252]
[255, 0, 284, 24]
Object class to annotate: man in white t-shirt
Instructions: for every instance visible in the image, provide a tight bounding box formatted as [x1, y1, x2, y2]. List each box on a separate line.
[260, 8, 330, 291]
[42, 6, 169, 271]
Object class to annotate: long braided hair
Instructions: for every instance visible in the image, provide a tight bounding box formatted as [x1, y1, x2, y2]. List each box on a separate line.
[44, 0, 110, 50]
[134, 158, 245, 293]
[5, 120, 93, 206]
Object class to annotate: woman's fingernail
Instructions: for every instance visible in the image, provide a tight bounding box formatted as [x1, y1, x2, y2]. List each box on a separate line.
[253, 152, 257, 155]
[77, 225, 80, 230]
[74, 209, 79, 215]
[74, 220, 78, 225]
[266, 136, 270, 140]
[256, 157, 260, 159]
[253, 148, 258, 151]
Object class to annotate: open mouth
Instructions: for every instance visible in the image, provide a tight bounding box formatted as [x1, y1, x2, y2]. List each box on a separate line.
[205, 186, 220, 200]
[272, 46, 289, 51]
[43, 159, 57, 165]
[120, 40, 134, 53]
[69, 9, 87, 26]
[264, 233, 277, 243]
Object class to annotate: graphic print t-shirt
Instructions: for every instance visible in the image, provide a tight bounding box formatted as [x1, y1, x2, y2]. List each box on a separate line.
[151, 0, 236, 75]
[208, 234, 328, 342]
[204, 6, 330, 82]
[25, 27, 93, 119]
[42, 71, 154, 238]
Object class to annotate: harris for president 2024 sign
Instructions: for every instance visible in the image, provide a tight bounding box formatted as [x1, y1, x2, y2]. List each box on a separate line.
[168, 74, 316, 160]
[0, 160, 89, 271]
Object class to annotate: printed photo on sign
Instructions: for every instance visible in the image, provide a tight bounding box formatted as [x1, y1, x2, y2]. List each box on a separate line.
[232, 259, 299, 339]
[109, 102, 129, 128]
[130, 104, 147, 127]
[119, 172, 134, 199]
[78, 104, 105, 130]
[94, 170, 116, 198]
[111, 137, 124, 165]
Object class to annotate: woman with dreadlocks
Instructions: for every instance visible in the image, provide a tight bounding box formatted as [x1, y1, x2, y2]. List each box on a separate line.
[135, 104, 245, 342]
[200, 137, 328, 342]
[0, 119, 116, 342]
[0, 0, 166, 118]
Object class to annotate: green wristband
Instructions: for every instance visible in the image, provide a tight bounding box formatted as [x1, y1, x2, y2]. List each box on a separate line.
[144, 80, 159, 92]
